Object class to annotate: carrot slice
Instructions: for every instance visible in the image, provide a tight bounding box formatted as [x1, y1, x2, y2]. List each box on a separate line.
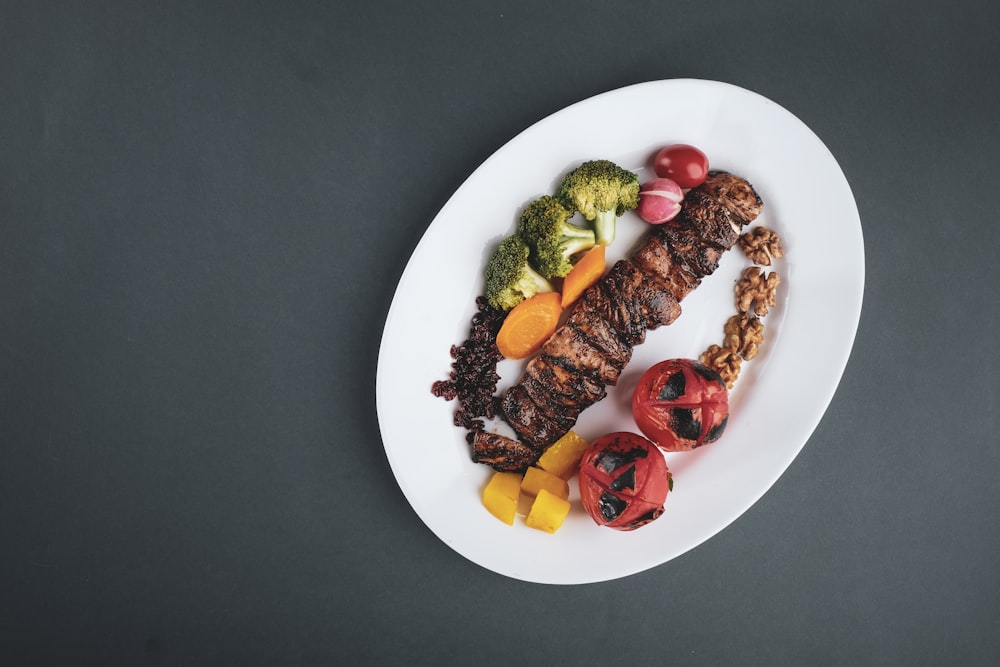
[560, 245, 606, 308]
[495, 292, 563, 360]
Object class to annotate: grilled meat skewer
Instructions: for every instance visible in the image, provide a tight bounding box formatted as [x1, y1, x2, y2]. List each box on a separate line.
[474, 171, 763, 471]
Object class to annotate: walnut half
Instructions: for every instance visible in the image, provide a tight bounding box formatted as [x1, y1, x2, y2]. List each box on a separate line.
[735, 266, 781, 317]
[723, 313, 765, 360]
[739, 226, 784, 266]
[700, 344, 742, 390]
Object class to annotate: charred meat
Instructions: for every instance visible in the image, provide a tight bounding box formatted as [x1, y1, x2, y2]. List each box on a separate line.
[492, 171, 762, 467]
[471, 430, 540, 471]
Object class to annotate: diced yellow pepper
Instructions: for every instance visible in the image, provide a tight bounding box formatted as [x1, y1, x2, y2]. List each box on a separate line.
[482, 471, 522, 525]
[535, 430, 590, 480]
[520, 466, 569, 500]
[525, 489, 571, 534]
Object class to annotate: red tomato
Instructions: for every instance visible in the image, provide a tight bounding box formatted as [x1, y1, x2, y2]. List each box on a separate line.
[631, 358, 729, 451]
[653, 144, 709, 189]
[577, 432, 671, 531]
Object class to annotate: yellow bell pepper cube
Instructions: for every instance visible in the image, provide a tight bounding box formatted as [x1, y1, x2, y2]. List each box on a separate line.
[535, 430, 590, 480]
[525, 489, 571, 534]
[482, 471, 522, 525]
[520, 466, 569, 500]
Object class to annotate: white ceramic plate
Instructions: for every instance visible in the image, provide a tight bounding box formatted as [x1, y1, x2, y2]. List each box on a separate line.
[376, 79, 863, 585]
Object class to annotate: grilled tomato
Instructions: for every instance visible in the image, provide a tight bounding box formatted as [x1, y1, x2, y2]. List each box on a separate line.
[632, 358, 729, 452]
[578, 432, 672, 531]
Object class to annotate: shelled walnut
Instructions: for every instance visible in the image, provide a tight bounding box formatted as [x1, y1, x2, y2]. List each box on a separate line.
[723, 313, 764, 360]
[701, 227, 785, 392]
[739, 226, 784, 266]
[735, 266, 781, 317]
[699, 344, 742, 390]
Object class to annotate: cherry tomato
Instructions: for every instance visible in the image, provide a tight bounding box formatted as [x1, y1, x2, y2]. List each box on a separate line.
[653, 144, 709, 189]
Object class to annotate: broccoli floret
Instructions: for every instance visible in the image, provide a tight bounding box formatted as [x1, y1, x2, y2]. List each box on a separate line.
[516, 195, 596, 279]
[556, 159, 640, 246]
[484, 235, 555, 311]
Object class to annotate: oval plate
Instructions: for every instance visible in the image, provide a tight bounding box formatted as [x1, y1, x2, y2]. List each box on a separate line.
[376, 79, 863, 584]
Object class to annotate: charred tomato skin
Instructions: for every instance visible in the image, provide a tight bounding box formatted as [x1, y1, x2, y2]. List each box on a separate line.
[578, 432, 672, 531]
[632, 358, 730, 452]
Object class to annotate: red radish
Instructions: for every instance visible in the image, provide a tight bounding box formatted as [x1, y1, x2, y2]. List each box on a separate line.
[636, 178, 684, 224]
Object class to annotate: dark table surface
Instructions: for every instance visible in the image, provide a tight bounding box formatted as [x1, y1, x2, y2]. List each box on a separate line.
[3, 1, 998, 665]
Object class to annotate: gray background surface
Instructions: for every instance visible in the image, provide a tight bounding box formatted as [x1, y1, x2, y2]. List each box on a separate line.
[2, 1, 998, 665]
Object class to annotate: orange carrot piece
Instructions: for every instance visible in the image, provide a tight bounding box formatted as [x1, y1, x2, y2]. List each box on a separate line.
[496, 292, 563, 360]
[560, 245, 606, 308]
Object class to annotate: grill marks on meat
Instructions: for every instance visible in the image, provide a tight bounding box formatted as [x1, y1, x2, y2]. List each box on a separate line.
[487, 171, 762, 470]
[524, 355, 606, 408]
[633, 221, 718, 299]
[571, 261, 674, 347]
[567, 309, 632, 371]
[543, 324, 623, 387]
[500, 260, 684, 452]
[631, 172, 762, 302]
[694, 170, 765, 225]
[606, 260, 684, 331]
[499, 261, 681, 455]
[471, 431, 539, 471]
